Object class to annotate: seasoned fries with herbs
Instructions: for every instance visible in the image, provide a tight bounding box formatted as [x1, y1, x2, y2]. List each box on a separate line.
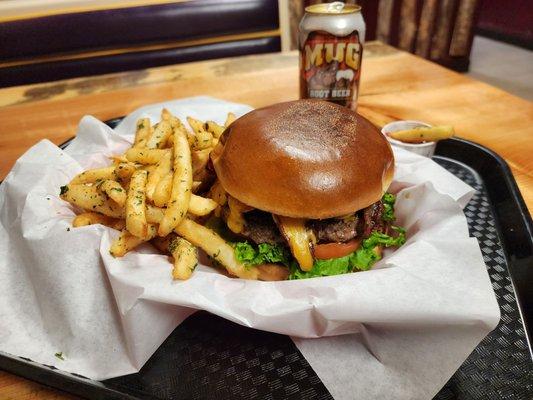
[158, 125, 192, 236]
[73, 212, 114, 228]
[60, 184, 123, 218]
[110, 224, 157, 257]
[174, 218, 258, 280]
[60, 109, 242, 281]
[70, 166, 116, 184]
[126, 170, 149, 238]
[133, 118, 152, 148]
[169, 237, 198, 280]
[125, 148, 169, 164]
[98, 180, 127, 207]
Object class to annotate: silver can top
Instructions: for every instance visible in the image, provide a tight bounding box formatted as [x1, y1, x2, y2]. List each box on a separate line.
[305, 2, 361, 15]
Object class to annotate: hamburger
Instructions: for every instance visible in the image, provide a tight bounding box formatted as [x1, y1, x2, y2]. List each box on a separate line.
[209, 99, 405, 279]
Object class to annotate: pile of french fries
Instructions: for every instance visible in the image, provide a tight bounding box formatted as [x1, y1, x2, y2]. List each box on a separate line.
[60, 109, 264, 281]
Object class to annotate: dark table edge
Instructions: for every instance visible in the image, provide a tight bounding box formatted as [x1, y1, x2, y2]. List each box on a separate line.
[435, 138, 533, 358]
[0, 135, 531, 400]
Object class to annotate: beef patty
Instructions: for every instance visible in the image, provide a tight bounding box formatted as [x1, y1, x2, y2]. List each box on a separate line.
[223, 200, 385, 246]
[239, 210, 285, 246]
[308, 216, 359, 243]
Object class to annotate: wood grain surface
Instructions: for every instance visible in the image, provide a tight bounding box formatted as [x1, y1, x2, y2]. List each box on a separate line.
[0, 41, 531, 399]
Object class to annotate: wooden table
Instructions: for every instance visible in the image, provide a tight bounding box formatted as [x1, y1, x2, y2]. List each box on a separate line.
[0, 41, 532, 399]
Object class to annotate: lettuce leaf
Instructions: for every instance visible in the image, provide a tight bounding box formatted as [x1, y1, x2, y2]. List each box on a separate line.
[349, 247, 380, 271]
[289, 227, 406, 279]
[382, 192, 396, 222]
[361, 227, 406, 249]
[289, 255, 352, 279]
[234, 242, 291, 266]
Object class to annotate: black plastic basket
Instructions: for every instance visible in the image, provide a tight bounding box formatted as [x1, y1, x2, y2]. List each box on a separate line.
[1, 123, 532, 399]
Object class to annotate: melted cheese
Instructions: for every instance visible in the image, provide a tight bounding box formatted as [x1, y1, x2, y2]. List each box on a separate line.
[209, 180, 227, 206]
[207, 180, 227, 218]
[275, 216, 314, 271]
[226, 196, 252, 234]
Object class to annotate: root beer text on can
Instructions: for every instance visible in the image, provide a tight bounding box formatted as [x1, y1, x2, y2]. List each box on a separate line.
[299, 2, 366, 110]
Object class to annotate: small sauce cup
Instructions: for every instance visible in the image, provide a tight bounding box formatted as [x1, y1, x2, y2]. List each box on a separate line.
[381, 120, 437, 158]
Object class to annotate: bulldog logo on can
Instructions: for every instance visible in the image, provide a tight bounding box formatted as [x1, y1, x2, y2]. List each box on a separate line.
[300, 31, 362, 110]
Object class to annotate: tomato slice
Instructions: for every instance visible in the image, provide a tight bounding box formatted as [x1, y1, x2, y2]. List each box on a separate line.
[313, 239, 361, 260]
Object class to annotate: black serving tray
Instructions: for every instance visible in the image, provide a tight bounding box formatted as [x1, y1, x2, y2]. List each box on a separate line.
[1, 124, 532, 399]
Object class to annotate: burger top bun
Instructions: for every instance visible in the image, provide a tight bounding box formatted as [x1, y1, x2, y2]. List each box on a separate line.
[212, 99, 394, 219]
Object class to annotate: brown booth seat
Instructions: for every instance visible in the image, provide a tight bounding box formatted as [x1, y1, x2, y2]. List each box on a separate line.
[0, 0, 281, 88]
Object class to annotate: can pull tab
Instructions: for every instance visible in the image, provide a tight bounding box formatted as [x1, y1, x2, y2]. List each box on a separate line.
[327, 1, 345, 13]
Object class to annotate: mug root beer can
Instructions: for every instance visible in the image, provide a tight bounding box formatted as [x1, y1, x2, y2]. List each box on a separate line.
[299, 2, 366, 110]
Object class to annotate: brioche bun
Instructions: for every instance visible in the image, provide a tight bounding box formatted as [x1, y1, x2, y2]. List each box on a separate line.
[212, 99, 394, 219]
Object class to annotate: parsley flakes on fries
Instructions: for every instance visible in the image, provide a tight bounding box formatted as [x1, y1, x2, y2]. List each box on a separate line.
[60, 109, 246, 280]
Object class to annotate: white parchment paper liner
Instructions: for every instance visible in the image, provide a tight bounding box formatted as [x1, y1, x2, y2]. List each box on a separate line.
[0, 97, 499, 399]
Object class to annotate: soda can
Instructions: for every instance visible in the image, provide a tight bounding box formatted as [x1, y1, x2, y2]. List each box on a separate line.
[299, 1, 366, 110]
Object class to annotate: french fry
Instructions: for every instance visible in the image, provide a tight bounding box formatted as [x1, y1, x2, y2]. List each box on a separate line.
[208, 180, 227, 217]
[186, 116, 205, 134]
[70, 166, 116, 184]
[110, 224, 157, 257]
[224, 112, 236, 128]
[208, 180, 227, 206]
[204, 121, 225, 139]
[146, 120, 173, 149]
[164, 137, 176, 149]
[162, 109, 186, 130]
[158, 127, 192, 236]
[60, 184, 123, 218]
[146, 151, 172, 199]
[161, 108, 172, 121]
[152, 172, 172, 207]
[388, 125, 454, 143]
[174, 218, 258, 279]
[98, 180, 127, 207]
[192, 130, 213, 150]
[185, 130, 196, 147]
[167, 134, 174, 147]
[153, 176, 201, 205]
[126, 170, 148, 238]
[133, 118, 151, 148]
[187, 116, 213, 149]
[146, 204, 165, 224]
[169, 237, 198, 280]
[188, 194, 217, 216]
[167, 123, 192, 149]
[162, 109, 193, 148]
[72, 212, 124, 230]
[125, 148, 169, 164]
[110, 155, 128, 164]
[73, 212, 112, 227]
[192, 149, 210, 176]
[140, 165, 156, 176]
[114, 162, 137, 183]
